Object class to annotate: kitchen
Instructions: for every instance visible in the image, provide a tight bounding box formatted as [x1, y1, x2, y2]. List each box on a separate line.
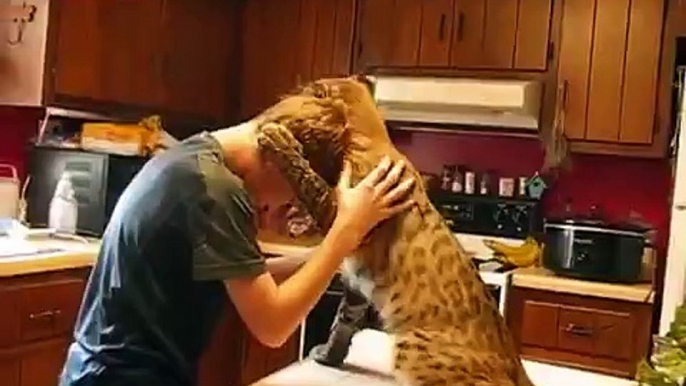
[0, 0, 685, 385]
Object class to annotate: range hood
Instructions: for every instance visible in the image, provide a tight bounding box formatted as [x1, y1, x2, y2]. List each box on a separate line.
[371, 75, 543, 131]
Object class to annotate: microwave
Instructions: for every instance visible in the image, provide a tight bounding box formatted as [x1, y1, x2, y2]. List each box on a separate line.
[26, 147, 148, 237]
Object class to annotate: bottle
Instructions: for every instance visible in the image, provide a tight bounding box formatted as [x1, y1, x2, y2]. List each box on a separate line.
[440, 165, 454, 191]
[464, 170, 475, 194]
[518, 176, 528, 197]
[450, 165, 463, 193]
[48, 171, 78, 234]
[479, 170, 493, 195]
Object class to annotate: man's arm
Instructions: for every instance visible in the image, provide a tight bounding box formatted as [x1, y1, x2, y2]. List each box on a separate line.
[264, 254, 310, 283]
[225, 157, 414, 348]
[225, 224, 351, 347]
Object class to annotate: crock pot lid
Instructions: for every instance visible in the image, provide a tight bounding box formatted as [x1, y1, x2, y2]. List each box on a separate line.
[545, 218, 650, 235]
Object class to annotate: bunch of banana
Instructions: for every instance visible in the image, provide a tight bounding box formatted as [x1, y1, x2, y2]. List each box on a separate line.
[483, 236, 543, 268]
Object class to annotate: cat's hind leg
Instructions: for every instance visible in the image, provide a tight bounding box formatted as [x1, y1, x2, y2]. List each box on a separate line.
[392, 328, 518, 386]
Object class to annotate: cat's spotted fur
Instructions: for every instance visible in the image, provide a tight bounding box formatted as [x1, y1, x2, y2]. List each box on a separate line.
[254, 76, 534, 386]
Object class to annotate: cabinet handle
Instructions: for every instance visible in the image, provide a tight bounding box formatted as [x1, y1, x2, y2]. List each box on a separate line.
[563, 323, 594, 337]
[439, 14, 447, 41]
[676, 204, 686, 211]
[29, 309, 61, 321]
[560, 80, 569, 110]
[456, 11, 465, 42]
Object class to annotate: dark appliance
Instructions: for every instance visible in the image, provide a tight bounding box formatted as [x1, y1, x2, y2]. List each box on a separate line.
[302, 273, 382, 358]
[430, 192, 544, 239]
[26, 146, 148, 237]
[543, 218, 649, 283]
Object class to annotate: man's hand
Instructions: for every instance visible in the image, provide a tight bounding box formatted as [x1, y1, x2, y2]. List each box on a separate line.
[331, 156, 415, 254]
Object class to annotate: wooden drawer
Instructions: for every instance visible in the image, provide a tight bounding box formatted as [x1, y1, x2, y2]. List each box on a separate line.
[0, 276, 85, 347]
[19, 280, 84, 342]
[507, 287, 652, 378]
[557, 306, 633, 361]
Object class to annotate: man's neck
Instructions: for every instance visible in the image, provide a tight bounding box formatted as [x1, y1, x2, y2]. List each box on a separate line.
[209, 121, 259, 179]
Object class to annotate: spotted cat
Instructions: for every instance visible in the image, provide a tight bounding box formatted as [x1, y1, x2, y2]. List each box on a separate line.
[254, 76, 535, 386]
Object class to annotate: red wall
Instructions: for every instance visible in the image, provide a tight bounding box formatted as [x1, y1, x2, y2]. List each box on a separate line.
[0, 107, 43, 182]
[391, 130, 673, 254]
[0, 110, 674, 253]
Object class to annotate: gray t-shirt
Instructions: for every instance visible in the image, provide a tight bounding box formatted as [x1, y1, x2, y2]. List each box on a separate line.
[59, 132, 266, 386]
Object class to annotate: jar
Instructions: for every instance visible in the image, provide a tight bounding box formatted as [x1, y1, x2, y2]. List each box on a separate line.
[450, 165, 464, 193]
[499, 177, 515, 197]
[464, 170, 475, 194]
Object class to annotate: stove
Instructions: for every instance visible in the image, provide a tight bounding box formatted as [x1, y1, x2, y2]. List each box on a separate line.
[431, 193, 544, 317]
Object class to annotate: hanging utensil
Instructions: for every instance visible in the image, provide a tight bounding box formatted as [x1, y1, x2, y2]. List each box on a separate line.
[1, 2, 37, 45]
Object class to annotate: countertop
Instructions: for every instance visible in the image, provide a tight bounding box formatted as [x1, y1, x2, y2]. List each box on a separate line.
[512, 266, 655, 304]
[249, 329, 638, 386]
[0, 235, 101, 277]
[0, 235, 316, 278]
[0, 234, 656, 307]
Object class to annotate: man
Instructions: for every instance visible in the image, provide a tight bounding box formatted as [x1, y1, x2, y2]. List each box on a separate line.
[58, 117, 415, 386]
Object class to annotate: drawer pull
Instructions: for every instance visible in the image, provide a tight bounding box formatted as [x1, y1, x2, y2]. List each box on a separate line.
[563, 323, 594, 337]
[28, 309, 62, 321]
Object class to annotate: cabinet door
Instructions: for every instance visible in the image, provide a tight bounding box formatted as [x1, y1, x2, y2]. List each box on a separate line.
[452, 0, 553, 70]
[240, 0, 301, 118]
[20, 340, 69, 386]
[160, 0, 241, 122]
[295, 0, 356, 83]
[355, 0, 422, 69]
[241, 0, 356, 119]
[451, 0, 532, 69]
[197, 305, 244, 386]
[0, 358, 20, 386]
[557, 0, 665, 147]
[50, 0, 165, 108]
[240, 330, 300, 386]
[418, 0, 454, 67]
[514, 0, 554, 70]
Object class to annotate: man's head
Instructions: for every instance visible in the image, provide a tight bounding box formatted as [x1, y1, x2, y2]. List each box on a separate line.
[219, 75, 383, 234]
[210, 120, 298, 233]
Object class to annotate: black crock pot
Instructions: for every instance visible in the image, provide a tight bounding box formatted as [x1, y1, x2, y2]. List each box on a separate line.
[542, 218, 649, 283]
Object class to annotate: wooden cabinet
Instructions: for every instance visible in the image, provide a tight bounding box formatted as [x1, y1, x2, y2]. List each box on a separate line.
[554, 0, 668, 157]
[158, 0, 242, 122]
[0, 267, 300, 386]
[0, 358, 20, 386]
[0, 269, 88, 386]
[47, 0, 166, 110]
[240, 0, 356, 119]
[354, 0, 554, 72]
[0, 0, 241, 126]
[47, 0, 242, 124]
[240, 328, 301, 386]
[198, 299, 301, 386]
[507, 286, 653, 378]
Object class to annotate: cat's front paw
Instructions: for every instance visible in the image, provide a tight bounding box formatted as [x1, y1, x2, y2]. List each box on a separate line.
[257, 122, 304, 156]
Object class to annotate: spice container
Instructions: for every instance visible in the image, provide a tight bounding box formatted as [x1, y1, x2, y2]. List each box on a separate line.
[518, 177, 528, 197]
[464, 170, 475, 194]
[499, 177, 515, 197]
[440, 165, 454, 191]
[479, 171, 491, 195]
[451, 165, 464, 193]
